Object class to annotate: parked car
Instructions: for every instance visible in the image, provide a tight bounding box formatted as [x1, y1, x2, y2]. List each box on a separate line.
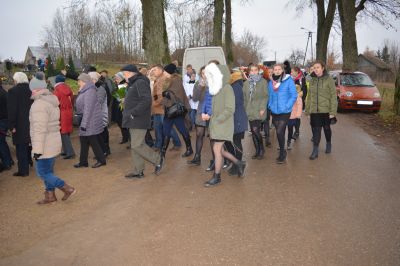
[329, 71, 382, 112]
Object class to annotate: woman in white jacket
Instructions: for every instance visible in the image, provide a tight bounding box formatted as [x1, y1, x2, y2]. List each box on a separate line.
[29, 77, 75, 204]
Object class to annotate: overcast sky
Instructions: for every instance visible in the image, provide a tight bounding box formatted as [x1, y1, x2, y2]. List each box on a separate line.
[1, 0, 399, 62]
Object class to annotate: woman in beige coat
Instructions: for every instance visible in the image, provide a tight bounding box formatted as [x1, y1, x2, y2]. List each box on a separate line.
[29, 77, 75, 204]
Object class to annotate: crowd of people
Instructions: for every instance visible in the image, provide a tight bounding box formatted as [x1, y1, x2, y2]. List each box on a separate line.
[0, 58, 337, 204]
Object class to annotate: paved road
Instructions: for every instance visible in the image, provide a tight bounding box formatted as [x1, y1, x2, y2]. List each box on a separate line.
[1, 113, 399, 265]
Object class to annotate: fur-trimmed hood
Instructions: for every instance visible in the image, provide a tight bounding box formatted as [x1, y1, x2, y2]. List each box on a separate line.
[205, 63, 231, 96]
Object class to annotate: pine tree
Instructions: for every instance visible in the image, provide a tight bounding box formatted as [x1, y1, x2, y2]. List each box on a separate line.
[45, 55, 57, 77]
[382, 45, 390, 63]
[68, 54, 76, 73]
[55, 56, 66, 74]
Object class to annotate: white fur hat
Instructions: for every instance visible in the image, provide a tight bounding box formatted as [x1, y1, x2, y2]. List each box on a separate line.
[13, 72, 29, 84]
[204, 63, 223, 96]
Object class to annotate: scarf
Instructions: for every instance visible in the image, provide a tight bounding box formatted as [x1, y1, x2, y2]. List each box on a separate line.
[272, 74, 283, 91]
[248, 74, 262, 100]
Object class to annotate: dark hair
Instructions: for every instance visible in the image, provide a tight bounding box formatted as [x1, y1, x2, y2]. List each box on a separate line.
[100, 70, 108, 74]
[199, 66, 206, 74]
[292, 66, 301, 73]
[312, 60, 325, 68]
[208, 60, 220, 65]
[248, 63, 260, 71]
[186, 64, 192, 68]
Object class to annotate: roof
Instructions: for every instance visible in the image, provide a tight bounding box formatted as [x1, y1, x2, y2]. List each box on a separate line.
[358, 54, 391, 70]
[28, 46, 61, 60]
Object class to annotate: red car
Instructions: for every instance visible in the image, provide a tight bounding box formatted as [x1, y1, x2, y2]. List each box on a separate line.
[329, 71, 382, 112]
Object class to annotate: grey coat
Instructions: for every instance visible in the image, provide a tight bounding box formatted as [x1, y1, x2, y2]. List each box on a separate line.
[75, 82, 104, 136]
[96, 84, 109, 128]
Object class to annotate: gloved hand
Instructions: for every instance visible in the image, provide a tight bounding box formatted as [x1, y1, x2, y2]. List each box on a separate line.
[162, 90, 171, 99]
[80, 127, 86, 131]
[33, 153, 42, 161]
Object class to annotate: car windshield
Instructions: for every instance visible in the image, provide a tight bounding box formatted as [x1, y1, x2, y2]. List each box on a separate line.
[340, 73, 375, 87]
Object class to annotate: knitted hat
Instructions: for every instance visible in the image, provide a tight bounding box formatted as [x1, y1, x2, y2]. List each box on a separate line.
[35, 72, 45, 80]
[29, 77, 47, 91]
[77, 73, 92, 83]
[164, 63, 177, 75]
[55, 74, 66, 83]
[114, 72, 124, 81]
[121, 64, 139, 73]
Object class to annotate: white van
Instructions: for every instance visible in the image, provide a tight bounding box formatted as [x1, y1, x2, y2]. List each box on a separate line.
[182, 46, 226, 76]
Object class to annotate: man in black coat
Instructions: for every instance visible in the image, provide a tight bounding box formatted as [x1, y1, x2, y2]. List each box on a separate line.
[0, 82, 14, 172]
[7, 72, 33, 176]
[121, 64, 163, 178]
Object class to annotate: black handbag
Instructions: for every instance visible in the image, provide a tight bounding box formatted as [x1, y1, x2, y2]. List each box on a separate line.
[73, 113, 83, 127]
[165, 91, 188, 119]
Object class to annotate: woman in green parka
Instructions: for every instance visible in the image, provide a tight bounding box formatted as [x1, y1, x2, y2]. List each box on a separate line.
[243, 64, 268, 160]
[305, 60, 337, 160]
[202, 62, 246, 187]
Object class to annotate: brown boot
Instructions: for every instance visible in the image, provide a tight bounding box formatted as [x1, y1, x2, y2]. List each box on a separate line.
[37, 191, 57, 205]
[59, 184, 76, 201]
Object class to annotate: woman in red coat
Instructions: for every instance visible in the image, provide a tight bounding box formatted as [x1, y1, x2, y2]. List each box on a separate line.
[54, 75, 75, 159]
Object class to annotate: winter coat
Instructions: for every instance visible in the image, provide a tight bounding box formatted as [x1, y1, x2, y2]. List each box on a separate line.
[53, 82, 74, 134]
[7, 83, 32, 144]
[230, 74, 249, 134]
[122, 74, 152, 129]
[161, 74, 191, 111]
[243, 77, 268, 121]
[0, 85, 8, 120]
[206, 64, 235, 142]
[162, 74, 192, 128]
[152, 71, 170, 115]
[305, 72, 337, 116]
[96, 82, 109, 128]
[268, 75, 297, 115]
[29, 89, 62, 159]
[75, 82, 104, 136]
[290, 96, 303, 119]
[201, 89, 213, 116]
[192, 80, 208, 126]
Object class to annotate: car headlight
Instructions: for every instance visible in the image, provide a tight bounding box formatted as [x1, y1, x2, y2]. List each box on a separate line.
[345, 91, 353, 97]
[374, 92, 381, 98]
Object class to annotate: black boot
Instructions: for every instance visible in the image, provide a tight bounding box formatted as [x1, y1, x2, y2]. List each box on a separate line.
[187, 153, 201, 165]
[155, 137, 170, 175]
[160, 137, 170, 158]
[309, 145, 319, 160]
[325, 142, 332, 154]
[257, 137, 265, 159]
[228, 164, 238, 176]
[251, 135, 260, 159]
[181, 135, 193, 157]
[236, 161, 247, 177]
[204, 173, 221, 187]
[206, 160, 215, 172]
[276, 150, 287, 164]
[287, 140, 292, 150]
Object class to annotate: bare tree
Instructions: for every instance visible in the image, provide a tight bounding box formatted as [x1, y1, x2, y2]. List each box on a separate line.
[288, 49, 305, 66]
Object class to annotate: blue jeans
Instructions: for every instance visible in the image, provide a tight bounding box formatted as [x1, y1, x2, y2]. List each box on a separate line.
[153, 114, 181, 149]
[35, 157, 65, 191]
[163, 116, 190, 139]
[0, 119, 13, 167]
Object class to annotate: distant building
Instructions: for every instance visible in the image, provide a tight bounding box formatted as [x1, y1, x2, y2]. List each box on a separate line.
[358, 54, 394, 82]
[263, 61, 276, 67]
[24, 43, 82, 70]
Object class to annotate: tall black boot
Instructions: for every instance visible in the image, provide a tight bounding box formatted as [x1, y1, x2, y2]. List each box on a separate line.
[235, 161, 247, 177]
[251, 135, 260, 159]
[187, 153, 201, 165]
[161, 137, 170, 158]
[325, 142, 332, 154]
[276, 150, 287, 164]
[181, 135, 193, 157]
[204, 173, 221, 187]
[309, 145, 319, 160]
[257, 136, 265, 159]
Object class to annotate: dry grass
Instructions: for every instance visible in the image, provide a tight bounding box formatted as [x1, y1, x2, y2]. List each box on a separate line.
[376, 82, 400, 126]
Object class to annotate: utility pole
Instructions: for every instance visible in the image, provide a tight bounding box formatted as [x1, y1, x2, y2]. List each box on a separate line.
[301, 27, 315, 66]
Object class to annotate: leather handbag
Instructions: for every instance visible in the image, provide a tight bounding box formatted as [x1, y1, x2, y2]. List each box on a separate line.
[73, 113, 83, 126]
[165, 91, 188, 119]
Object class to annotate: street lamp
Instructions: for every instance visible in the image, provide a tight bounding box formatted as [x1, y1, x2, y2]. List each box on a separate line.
[301, 27, 315, 66]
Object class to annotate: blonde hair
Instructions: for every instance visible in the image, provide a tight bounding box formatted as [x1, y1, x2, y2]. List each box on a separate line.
[13, 72, 29, 84]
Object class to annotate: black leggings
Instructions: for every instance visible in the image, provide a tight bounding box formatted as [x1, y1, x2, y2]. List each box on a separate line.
[225, 132, 245, 161]
[195, 125, 206, 155]
[310, 113, 332, 146]
[272, 113, 290, 151]
[249, 120, 263, 150]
